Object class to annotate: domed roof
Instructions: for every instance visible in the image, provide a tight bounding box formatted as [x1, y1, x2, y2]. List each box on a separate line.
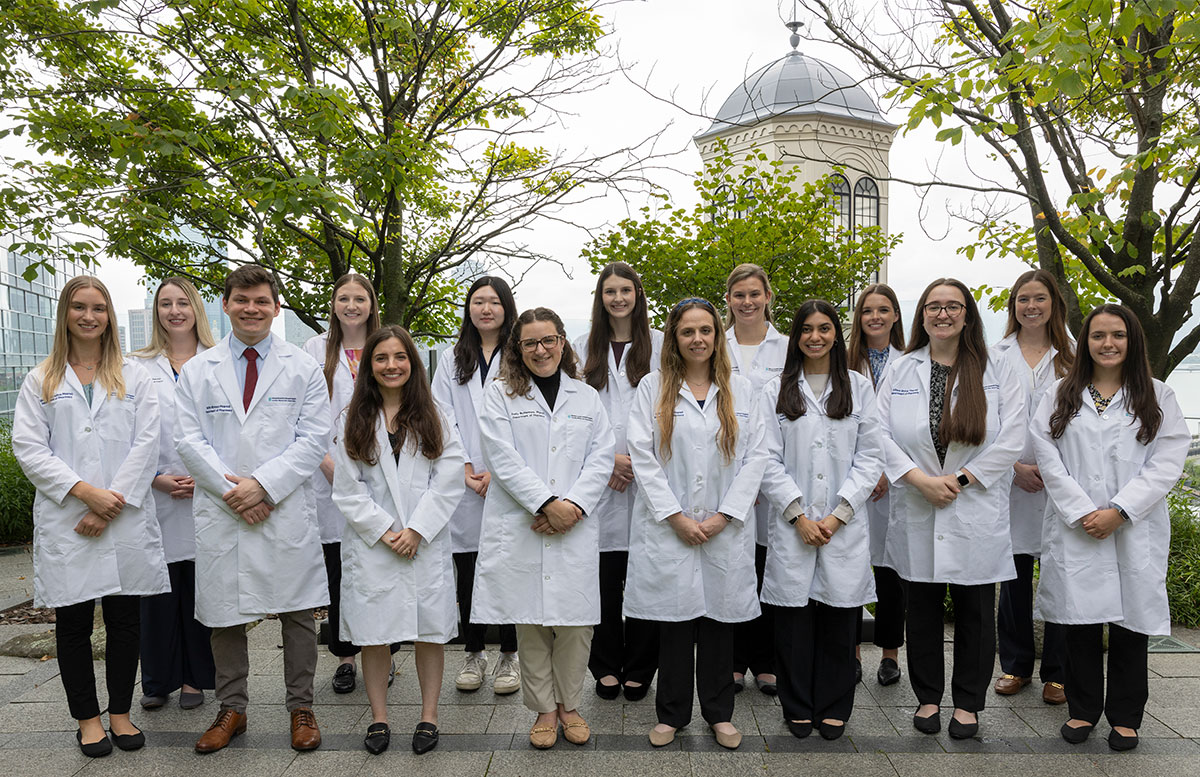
[696, 50, 893, 140]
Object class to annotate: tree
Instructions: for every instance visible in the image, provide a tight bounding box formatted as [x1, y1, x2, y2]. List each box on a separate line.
[0, 0, 655, 335]
[798, 0, 1200, 377]
[581, 143, 899, 329]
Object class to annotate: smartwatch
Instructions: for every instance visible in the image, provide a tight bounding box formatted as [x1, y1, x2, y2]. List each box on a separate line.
[788, 514, 800, 525]
[1116, 506, 1130, 522]
[954, 470, 970, 487]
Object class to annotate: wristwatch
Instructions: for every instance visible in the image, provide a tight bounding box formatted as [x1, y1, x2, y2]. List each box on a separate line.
[954, 470, 970, 487]
[1116, 505, 1131, 522]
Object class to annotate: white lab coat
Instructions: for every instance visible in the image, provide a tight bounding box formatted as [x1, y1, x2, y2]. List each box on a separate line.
[858, 345, 905, 567]
[470, 373, 616, 626]
[174, 335, 331, 627]
[758, 370, 885, 608]
[991, 333, 1071, 556]
[131, 350, 208, 564]
[430, 344, 497, 554]
[623, 371, 766, 623]
[726, 323, 788, 545]
[877, 346, 1026, 585]
[13, 360, 170, 608]
[302, 332, 355, 544]
[1032, 380, 1189, 636]
[331, 407, 466, 645]
[570, 329, 665, 552]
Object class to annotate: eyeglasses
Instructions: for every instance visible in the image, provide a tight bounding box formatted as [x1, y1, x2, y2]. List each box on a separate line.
[519, 334, 563, 353]
[923, 302, 965, 317]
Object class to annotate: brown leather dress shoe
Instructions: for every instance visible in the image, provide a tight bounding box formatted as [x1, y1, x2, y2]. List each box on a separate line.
[195, 708, 247, 753]
[1042, 681, 1067, 705]
[290, 707, 322, 751]
[993, 674, 1031, 695]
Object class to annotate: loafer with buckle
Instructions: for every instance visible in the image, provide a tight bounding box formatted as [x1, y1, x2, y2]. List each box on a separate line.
[332, 663, 356, 694]
[529, 723, 557, 749]
[412, 722, 438, 754]
[290, 707, 322, 751]
[993, 674, 1031, 695]
[364, 722, 390, 755]
[1042, 681, 1066, 705]
[562, 718, 590, 745]
[195, 708, 247, 754]
[877, 657, 901, 686]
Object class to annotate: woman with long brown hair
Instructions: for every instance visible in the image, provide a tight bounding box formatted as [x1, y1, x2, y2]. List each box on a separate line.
[13, 276, 170, 757]
[469, 308, 615, 749]
[991, 269, 1074, 704]
[624, 298, 766, 750]
[131, 278, 217, 711]
[846, 283, 907, 687]
[1033, 305, 1188, 751]
[301, 273, 387, 695]
[573, 262, 663, 701]
[876, 278, 1025, 739]
[331, 325, 465, 755]
[430, 276, 523, 695]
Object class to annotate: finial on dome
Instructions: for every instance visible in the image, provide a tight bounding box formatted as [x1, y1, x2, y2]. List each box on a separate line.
[785, 20, 803, 51]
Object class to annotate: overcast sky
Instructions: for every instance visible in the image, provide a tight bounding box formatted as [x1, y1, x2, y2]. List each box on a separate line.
[78, 0, 1030, 334]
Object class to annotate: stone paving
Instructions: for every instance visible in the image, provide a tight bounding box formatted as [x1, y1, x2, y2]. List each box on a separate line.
[2, 546, 1199, 776]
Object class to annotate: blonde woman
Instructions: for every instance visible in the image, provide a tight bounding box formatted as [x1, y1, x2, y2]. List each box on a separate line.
[131, 278, 218, 711]
[625, 298, 766, 749]
[13, 276, 169, 757]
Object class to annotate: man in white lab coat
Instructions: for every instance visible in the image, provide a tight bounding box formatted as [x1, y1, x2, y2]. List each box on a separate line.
[175, 266, 331, 754]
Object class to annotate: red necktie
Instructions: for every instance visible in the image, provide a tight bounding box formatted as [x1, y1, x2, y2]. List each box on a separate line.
[243, 347, 259, 411]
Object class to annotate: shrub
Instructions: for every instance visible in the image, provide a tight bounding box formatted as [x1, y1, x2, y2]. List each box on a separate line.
[1167, 472, 1200, 629]
[0, 417, 35, 543]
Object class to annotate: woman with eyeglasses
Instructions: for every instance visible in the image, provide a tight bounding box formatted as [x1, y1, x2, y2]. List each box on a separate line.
[1032, 305, 1188, 751]
[876, 278, 1025, 739]
[469, 308, 615, 749]
[624, 297, 766, 750]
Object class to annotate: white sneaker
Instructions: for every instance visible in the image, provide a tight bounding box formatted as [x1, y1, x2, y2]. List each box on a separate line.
[493, 652, 521, 695]
[456, 651, 488, 692]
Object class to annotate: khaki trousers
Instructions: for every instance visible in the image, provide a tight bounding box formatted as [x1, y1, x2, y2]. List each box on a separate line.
[210, 610, 317, 712]
[515, 624, 593, 713]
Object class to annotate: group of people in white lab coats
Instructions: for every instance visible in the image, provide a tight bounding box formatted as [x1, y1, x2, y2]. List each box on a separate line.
[10, 259, 1190, 758]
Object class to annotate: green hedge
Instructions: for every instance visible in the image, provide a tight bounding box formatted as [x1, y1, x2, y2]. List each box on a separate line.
[0, 416, 35, 543]
[1167, 471, 1200, 629]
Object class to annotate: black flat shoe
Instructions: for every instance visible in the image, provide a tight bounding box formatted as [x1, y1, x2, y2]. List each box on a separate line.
[733, 676, 745, 694]
[595, 678, 621, 700]
[76, 729, 113, 758]
[1060, 722, 1094, 744]
[947, 716, 978, 739]
[108, 726, 145, 751]
[912, 710, 941, 735]
[363, 722, 390, 755]
[755, 677, 778, 696]
[1108, 728, 1139, 751]
[855, 659, 863, 685]
[785, 719, 813, 739]
[877, 658, 901, 686]
[333, 663, 356, 694]
[623, 682, 649, 702]
[412, 722, 439, 754]
[818, 721, 845, 740]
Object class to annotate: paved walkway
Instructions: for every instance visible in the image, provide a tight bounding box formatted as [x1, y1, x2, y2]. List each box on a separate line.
[1, 546, 1198, 776]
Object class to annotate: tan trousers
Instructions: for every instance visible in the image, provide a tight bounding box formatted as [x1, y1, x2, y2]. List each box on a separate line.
[210, 610, 317, 712]
[515, 624, 594, 713]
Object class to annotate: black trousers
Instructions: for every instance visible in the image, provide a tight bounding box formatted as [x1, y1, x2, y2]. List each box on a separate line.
[453, 551, 517, 653]
[656, 618, 735, 728]
[139, 560, 216, 696]
[732, 543, 774, 677]
[857, 566, 907, 649]
[322, 543, 402, 657]
[588, 551, 659, 684]
[777, 602, 857, 723]
[56, 595, 140, 720]
[997, 554, 1065, 682]
[1062, 623, 1148, 729]
[906, 581, 995, 712]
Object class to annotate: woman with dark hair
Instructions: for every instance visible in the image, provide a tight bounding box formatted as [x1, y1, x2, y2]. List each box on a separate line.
[430, 277, 523, 695]
[991, 269, 1074, 704]
[572, 262, 664, 701]
[877, 278, 1025, 739]
[331, 325, 465, 755]
[470, 308, 615, 749]
[13, 276, 169, 756]
[759, 300, 884, 740]
[302, 273, 387, 694]
[846, 283, 907, 687]
[625, 298, 766, 750]
[131, 277, 218, 711]
[1032, 305, 1188, 751]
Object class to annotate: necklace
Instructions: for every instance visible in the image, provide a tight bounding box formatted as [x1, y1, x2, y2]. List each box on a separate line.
[70, 361, 97, 371]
